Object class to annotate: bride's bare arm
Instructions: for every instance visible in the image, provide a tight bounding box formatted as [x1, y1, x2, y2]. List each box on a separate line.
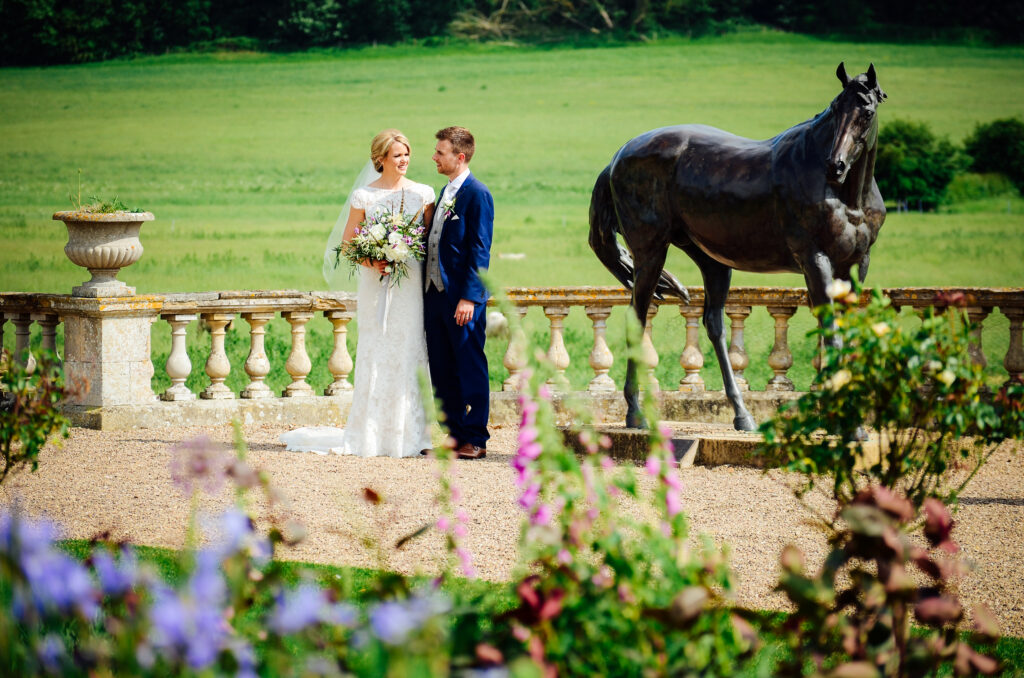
[423, 202, 435, 228]
[341, 207, 364, 243]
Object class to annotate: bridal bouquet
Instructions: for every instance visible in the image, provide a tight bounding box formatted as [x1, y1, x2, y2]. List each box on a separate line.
[333, 191, 426, 286]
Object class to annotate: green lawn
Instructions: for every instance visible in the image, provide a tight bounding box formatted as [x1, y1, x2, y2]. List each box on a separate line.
[2, 30, 1023, 392]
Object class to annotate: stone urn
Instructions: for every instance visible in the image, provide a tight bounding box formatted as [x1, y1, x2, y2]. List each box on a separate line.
[53, 210, 155, 297]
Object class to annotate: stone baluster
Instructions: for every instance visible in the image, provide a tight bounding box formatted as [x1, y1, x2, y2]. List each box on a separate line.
[1003, 307, 1024, 385]
[502, 306, 528, 391]
[543, 305, 571, 389]
[325, 309, 355, 395]
[200, 313, 235, 400]
[585, 304, 615, 392]
[241, 312, 275, 399]
[9, 313, 36, 374]
[678, 305, 704, 392]
[725, 305, 751, 391]
[282, 311, 314, 397]
[766, 306, 797, 391]
[161, 313, 197, 401]
[965, 306, 991, 369]
[31, 313, 61, 366]
[641, 305, 660, 392]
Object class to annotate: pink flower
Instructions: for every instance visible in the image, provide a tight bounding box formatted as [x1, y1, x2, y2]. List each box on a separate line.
[658, 422, 673, 438]
[599, 434, 613, 450]
[518, 425, 538, 445]
[454, 523, 468, 538]
[518, 481, 541, 511]
[530, 503, 553, 526]
[436, 516, 450, 532]
[645, 455, 661, 477]
[664, 471, 683, 492]
[455, 509, 469, 523]
[600, 455, 614, 471]
[557, 549, 573, 565]
[519, 441, 542, 461]
[538, 384, 552, 400]
[666, 490, 683, 518]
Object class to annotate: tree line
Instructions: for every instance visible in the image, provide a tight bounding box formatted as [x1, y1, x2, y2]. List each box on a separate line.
[876, 117, 1024, 211]
[1, 0, 1022, 66]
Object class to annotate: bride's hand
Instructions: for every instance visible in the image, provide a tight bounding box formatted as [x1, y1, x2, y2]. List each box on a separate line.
[372, 260, 389, 275]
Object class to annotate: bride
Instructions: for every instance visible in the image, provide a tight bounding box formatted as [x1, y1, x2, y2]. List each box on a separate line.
[281, 129, 434, 457]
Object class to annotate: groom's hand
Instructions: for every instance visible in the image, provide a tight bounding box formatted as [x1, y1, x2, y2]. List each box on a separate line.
[455, 299, 475, 326]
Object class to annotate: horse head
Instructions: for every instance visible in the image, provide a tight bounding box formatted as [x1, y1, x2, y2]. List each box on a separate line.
[827, 62, 887, 185]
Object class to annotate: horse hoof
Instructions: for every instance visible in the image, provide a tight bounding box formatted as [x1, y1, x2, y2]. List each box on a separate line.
[734, 413, 757, 432]
[625, 413, 648, 430]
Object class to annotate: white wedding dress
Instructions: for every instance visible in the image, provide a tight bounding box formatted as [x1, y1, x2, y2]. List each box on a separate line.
[281, 182, 435, 458]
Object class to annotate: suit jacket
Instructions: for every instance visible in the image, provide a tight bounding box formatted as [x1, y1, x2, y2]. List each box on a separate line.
[429, 172, 494, 306]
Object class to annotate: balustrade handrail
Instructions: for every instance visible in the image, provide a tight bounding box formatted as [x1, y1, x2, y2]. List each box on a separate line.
[3, 286, 1023, 418]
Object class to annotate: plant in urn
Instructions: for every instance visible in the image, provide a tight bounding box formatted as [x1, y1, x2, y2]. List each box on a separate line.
[53, 196, 153, 298]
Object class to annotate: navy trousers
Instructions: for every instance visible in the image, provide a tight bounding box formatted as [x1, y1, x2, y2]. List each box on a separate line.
[424, 288, 490, 448]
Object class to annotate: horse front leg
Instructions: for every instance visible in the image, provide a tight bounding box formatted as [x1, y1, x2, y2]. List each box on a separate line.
[802, 250, 842, 351]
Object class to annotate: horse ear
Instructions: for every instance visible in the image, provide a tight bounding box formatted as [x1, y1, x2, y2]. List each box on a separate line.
[866, 63, 877, 89]
[836, 62, 850, 86]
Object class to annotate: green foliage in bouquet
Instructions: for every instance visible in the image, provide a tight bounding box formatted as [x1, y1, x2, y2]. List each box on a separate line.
[759, 286, 1024, 512]
[0, 352, 71, 485]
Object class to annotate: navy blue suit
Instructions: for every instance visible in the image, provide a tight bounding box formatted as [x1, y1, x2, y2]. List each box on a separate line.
[424, 173, 494, 448]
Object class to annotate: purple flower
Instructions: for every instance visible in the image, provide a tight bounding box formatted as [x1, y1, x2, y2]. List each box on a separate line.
[369, 592, 450, 645]
[369, 601, 418, 645]
[92, 548, 138, 596]
[168, 436, 232, 497]
[36, 633, 65, 673]
[270, 584, 325, 634]
[208, 508, 271, 563]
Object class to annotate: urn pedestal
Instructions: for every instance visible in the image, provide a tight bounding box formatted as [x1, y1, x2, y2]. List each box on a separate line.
[53, 210, 155, 298]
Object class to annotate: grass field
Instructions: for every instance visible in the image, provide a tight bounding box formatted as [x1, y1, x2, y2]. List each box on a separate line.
[2, 30, 1023, 392]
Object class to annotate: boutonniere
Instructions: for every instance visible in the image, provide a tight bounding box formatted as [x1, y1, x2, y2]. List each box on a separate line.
[441, 195, 458, 220]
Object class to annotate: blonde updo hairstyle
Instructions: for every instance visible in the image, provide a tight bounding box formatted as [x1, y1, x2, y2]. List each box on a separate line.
[370, 129, 411, 173]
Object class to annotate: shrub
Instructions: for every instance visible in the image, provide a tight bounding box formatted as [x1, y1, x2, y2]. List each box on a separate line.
[875, 118, 964, 211]
[964, 117, 1024, 194]
[0, 353, 71, 485]
[759, 283, 1022, 677]
[945, 172, 1017, 204]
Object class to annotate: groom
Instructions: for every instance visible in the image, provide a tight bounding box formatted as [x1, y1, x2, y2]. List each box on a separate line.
[424, 126, 494, 460]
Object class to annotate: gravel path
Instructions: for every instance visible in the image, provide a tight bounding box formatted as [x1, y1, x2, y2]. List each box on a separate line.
[2, 423, 1022, 637]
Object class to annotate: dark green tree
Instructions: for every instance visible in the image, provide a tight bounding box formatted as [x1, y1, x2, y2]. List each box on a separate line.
[964, 117, 1024, 194]
[875, 118, 962, 211]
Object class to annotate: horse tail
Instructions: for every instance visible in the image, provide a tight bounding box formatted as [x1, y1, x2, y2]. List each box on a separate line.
[589, 165, 636, 290]
[588, 165, 690, 301]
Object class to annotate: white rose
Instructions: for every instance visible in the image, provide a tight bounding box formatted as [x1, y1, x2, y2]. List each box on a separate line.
[368, 224, 386, 240]
[826, 368, 852, 391]
[825, 279, 852, 300]
[391, 242, 411, 262]
[388, 231, 402, 245]
[937, 369, 957, 387]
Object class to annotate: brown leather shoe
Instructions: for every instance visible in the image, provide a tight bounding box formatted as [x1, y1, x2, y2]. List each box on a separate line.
[455, 443, 486, 460]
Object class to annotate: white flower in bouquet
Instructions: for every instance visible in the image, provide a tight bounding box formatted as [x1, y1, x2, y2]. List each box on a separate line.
[332, 189, 426, 287]
[369, 223, 387, 241]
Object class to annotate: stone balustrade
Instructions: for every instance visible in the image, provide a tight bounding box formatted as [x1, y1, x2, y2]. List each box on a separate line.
[2, 286, 1022, 430]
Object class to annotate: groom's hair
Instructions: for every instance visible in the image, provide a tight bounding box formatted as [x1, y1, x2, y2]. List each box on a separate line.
[436, 126, 475, 163]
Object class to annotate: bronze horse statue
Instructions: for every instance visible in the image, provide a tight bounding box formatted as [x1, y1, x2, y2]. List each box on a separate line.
[589, 63, 887, 430]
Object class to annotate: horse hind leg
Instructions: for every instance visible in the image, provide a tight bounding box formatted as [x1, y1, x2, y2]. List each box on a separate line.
[623, 246, 669, 430]
[685, 247, 756, 431]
